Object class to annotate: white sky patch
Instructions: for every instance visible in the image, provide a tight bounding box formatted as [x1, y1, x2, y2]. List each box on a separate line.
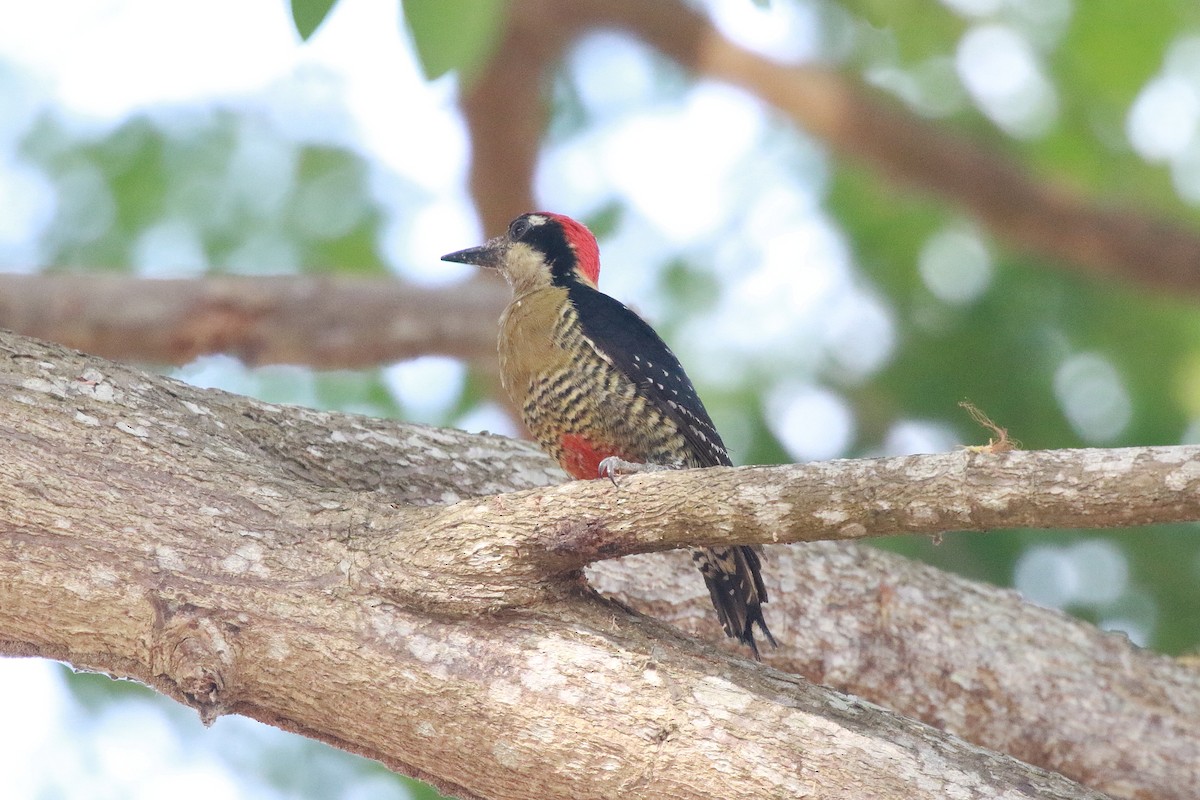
[455, 401, 520, 438]
[303, 0, 470, 188]
[0, 0, 296, 124]
[1128, 75, 1200, 161]
[0, 0, 471, 258]
[226, 230, 300, 275]
[1164, 36, 1200, 95]
[715, 215, 848, 353]
[0, 660, 67, 798]
[740, 181, 825, 243]
[0, 65, 49, 149]
[819, 287, 896, 381]
[382, 355, 467, 423]
[0, 155, 56, 267]
[600, 82, 766, 244]
[882, 419, 960, 455]
[1053, 352, 1133, 443]
[133, 219, 210, 277]
[135, 763, 248, 800]
[225, 122, 299, 219]
[1014, 544, 1079, 608]
[956, 23, 1057, 137]
[1167, 144, 1200, 205]
[536, 32, 661, 219]
[537, 135, 616, 218]
[1099, 617, 1149, 648]
[569, 33, 659, 119]
[765, 383, 854, 461]
[93, 702, 184, 785]
[1098, 588, 1157, 648]
[940, 0, 1004, 16]
[707, 0, 821, 63]
[256, 64, 361, 149]
[1065, 539, 1129, 606]
[82, 702, 281, 800]
[918, 226, 993, 305]
[1015, 539, 1131, 613]
[173, 354, 256, 394]
[383, 196, 480, 285]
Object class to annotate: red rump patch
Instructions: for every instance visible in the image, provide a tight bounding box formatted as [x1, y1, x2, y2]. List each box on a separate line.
[543, 212, 601, 287]
[558, 434, 627, 480]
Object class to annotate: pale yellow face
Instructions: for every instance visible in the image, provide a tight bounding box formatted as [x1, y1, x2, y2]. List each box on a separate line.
[499, 240, 556, 297]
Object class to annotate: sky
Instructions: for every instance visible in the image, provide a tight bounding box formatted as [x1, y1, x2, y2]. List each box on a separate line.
[0, 0, 1177, 796]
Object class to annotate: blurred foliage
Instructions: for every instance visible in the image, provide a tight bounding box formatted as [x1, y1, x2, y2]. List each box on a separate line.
[400, 0, 509, 82]
[23, 111, 386, 276]
[9, 0, 1200, 798]
[290, 0, 339, 40]
[809, 1, 1200, 659]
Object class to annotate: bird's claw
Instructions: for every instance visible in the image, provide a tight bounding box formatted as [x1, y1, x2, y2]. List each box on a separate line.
[598, 456, 631, 487]
[598, 457, 669, 487]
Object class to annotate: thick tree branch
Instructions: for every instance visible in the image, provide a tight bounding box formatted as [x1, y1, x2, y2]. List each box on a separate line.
[0, 328, 1148, 799]
[0, 273, 506, 368]
[590, 546, 1200, 800]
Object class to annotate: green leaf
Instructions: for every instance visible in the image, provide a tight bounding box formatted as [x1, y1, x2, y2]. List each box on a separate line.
[401, 0, 508, 81]
[290, 0, 338, 41]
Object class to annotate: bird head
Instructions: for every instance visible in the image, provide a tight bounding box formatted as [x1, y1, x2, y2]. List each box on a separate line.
[442, 212, 601, 294]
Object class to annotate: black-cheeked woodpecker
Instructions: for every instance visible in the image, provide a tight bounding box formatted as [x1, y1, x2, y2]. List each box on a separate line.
[443, 212, 775, 658]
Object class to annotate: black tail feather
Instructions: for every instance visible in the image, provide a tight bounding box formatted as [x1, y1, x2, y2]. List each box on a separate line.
[693, 545, 776, 659]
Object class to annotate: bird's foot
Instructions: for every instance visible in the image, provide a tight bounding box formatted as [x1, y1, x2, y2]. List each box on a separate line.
[598, 457, 670, 487]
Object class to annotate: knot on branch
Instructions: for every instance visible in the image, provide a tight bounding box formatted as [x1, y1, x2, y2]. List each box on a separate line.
[151, 600, 239, 725]
[547, 517, 618, 559]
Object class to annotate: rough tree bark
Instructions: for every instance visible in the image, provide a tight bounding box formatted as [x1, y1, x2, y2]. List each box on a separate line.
[2, 330, 1198, 800]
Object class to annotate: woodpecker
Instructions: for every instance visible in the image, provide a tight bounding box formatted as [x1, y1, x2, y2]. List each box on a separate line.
[443, 212, 775, 657]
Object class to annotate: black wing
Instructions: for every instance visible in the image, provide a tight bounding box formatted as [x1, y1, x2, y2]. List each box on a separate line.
[566, 281, 730, 467]
[568, 280, 775, 657]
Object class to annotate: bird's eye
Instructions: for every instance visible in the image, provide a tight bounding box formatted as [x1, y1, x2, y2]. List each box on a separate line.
[508, 217, 532, 240]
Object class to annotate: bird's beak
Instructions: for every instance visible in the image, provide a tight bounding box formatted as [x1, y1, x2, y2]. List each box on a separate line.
[441, 235, 506, 269]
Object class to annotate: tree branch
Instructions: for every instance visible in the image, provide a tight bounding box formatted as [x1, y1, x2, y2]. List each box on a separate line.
[0, 273, 506, 368]
[8, 3, 1200, 375]
[460, 0, 571, 232]
[543, 0, 1200, 296]
[590, 545, 1200, 800]
[0, 328, 1142, 799]
[433, 447, 1200, 577]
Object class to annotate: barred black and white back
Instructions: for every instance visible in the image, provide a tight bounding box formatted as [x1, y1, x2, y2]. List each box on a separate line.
[566, 281, 775, 656]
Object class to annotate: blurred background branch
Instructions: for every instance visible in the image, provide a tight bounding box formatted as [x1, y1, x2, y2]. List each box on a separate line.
[0, 273, 505, 367]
